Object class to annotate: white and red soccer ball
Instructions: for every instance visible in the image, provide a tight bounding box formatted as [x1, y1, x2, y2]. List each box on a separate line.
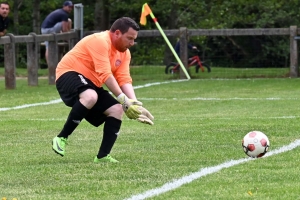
[242, 131, 270, 158]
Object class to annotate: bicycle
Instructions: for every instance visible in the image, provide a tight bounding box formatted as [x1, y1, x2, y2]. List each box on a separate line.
[165, 50, 211, 74]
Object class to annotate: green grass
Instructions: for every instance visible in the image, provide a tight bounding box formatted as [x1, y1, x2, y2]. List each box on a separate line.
[0, 67, 49, 77]
[0, 65, 290, 82]
[1, 75, 300, 199]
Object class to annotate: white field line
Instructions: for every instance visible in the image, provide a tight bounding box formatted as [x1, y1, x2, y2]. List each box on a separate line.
[139, 97, 298, 101]
[0, 80, 187, 112]
[1, 96, 295, 112]
[0, 99, 62, 111]
[125, 139, 300, 200]
[0, 96, 297, 112]
[1, 115, 299, 122]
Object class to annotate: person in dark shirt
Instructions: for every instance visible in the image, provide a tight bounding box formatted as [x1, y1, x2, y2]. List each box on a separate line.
[0, 1, 10, 36]
[175, 40, 197, 56]
[41, 1, 73, 65]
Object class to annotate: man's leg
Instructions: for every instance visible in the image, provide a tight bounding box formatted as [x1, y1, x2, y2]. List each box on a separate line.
[41, 28, 49, 66]
[84, 89, 124, 163]
[43, 23, 62, 66]
[45, 47, 48, 65]
[53, 73, 97, 156]
[95, 116, 122, 162]
[53, 89, 97, 156]
[68, 18, 72, 31]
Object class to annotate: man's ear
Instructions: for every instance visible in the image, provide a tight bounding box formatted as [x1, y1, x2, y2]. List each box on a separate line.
[114, 30, 121, 37]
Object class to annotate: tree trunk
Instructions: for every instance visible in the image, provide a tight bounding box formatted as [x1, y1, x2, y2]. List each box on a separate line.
[163, 2, 179, 65]
[94, 0, 110, 31]
[13, 0, 22, 67]
[32, 0, 40, 34]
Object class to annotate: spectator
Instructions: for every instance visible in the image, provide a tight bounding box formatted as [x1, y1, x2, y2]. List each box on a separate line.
[0, 1, 10, 36]
[174, 40, 197, 56]
[41, 1, 73, 65]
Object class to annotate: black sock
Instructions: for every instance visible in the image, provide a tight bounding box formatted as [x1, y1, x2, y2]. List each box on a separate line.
[57, 101, 89, 138]
[97, 117, 122, 158]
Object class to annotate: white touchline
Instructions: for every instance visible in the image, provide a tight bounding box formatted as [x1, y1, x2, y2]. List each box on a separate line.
[138, 97, 299, 101]
[0, 99, 62, 111]
[0, 99, 62, 112]
[0, 79, 296, 112]
[0, 80, 186, 112]
[124, 139, 300, 200]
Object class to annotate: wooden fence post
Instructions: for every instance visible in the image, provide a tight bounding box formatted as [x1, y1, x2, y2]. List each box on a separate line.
[179, 27, 189, 79]
[290, 26, 298, 77]
[48, 33, 58, 85]
[4, 33, 16, 89]
[27, 32, 39, 86]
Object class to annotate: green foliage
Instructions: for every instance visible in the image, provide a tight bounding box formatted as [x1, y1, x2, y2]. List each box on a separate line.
[4, 0, 300, 68]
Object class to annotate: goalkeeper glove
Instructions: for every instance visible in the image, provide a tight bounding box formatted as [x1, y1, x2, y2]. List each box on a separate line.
[137, 106, 154, 125]
[117, 93, 142, 119]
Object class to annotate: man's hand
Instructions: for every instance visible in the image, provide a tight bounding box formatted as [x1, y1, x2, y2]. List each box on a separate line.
[137, 107, 154, 125]
[117, 93, 142, 119]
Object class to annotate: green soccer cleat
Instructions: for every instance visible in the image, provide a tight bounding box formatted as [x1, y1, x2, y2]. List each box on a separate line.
[52, 136, 67, 157]
[94, 155, 119, 163]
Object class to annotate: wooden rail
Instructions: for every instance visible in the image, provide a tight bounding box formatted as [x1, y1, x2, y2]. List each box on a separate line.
[1, 30, 80, 89]
[2, 27, 300, 89]
[87, 26, 300, 79]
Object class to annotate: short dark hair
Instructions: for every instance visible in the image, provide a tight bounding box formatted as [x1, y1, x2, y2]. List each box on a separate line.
[110, 17, 140, 34]
[0, 2, 9, 7]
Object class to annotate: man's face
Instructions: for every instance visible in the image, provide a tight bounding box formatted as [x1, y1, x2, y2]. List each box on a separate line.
[114, 27, 138, 52]
[64, 5, 73, 13]
[0, 3, 10, 18]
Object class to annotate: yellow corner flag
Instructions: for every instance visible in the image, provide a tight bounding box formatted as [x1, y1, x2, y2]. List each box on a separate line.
[140, 3, 152, 25]
[139, 3, 191, 79]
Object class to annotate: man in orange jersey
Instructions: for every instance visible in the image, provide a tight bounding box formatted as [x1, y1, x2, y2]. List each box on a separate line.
[52, 17, 154, 163]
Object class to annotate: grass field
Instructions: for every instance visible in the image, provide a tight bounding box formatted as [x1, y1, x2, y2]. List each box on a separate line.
[1, 75, 300, 199]
[0, 65, 290, 82]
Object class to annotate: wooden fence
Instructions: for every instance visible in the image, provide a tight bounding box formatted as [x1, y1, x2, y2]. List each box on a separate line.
[0, 30, 80, 89]
[1, 26, 299, 89]
[88, 26, 300, 79]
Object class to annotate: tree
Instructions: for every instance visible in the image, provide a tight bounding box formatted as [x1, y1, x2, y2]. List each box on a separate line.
[32, 0, 40, 34]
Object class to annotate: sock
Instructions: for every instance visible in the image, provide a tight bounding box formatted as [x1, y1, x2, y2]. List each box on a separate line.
[57, 101, 89, 138]
[97, 117, 122, 159]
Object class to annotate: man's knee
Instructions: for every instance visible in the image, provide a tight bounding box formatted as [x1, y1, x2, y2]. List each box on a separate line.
[105, 104, 124, 119]
[79, 89, 98, 109]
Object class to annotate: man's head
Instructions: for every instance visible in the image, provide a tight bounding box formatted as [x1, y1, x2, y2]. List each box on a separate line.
[110, 17, 140, 52]
[63, 1, 73, 13]
[0, 2, 9, 18]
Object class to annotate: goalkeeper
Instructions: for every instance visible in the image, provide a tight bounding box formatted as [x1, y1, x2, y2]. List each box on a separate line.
[53, 17, 154, 163]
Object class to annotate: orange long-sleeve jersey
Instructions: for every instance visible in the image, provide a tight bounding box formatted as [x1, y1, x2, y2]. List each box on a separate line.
[56, 30, 132, 88]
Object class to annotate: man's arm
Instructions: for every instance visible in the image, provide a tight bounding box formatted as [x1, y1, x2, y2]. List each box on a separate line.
[0, 29, 7, 36]
[61, 21, 70, 32]
[104, 75, 123, 97]
[120, 83, 137, 100]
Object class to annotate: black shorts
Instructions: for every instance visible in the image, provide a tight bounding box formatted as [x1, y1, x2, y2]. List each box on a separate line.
[56, 71, 119, 127]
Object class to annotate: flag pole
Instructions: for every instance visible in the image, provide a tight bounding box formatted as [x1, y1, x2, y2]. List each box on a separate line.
[140, 3, 191, 80]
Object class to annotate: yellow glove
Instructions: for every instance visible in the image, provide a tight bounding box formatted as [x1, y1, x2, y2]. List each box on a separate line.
[117, 93, 142, 119]
[137, 106, 154, 125]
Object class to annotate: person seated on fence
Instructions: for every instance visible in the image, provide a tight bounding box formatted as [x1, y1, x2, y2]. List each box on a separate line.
[0, 2, 10, 37]
[41, 1, 73, 65]
[174, 40, 197, 56]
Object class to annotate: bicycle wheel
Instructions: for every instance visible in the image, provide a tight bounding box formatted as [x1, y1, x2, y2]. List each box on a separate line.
[165, 62, 178, 74]
[196, 62, 211, 73]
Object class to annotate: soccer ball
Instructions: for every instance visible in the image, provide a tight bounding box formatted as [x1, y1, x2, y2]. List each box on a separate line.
[242, 131, 270, 158]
